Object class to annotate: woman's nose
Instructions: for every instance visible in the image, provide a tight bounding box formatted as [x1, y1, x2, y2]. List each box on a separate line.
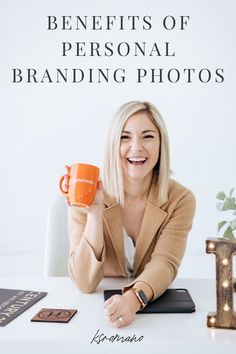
[130, 138, 143, 151]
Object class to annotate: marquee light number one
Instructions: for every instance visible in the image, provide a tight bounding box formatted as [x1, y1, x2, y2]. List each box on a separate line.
[206, 238, 236, 329]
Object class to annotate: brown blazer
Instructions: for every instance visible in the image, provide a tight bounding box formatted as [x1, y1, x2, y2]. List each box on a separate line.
[68, 179, 196, 299]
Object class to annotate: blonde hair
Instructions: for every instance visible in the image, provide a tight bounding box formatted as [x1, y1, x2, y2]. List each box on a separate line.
[103, 101, 171, 205]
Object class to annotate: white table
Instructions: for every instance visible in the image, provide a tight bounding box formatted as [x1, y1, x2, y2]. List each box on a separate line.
[0, 277, 235, 354]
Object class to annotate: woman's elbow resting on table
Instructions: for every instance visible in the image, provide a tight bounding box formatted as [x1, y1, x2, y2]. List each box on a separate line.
[68, 256, 104, 293]
[68, 265, 100, 293]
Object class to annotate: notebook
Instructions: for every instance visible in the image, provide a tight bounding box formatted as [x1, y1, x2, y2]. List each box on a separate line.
[104, 288, 195, 313]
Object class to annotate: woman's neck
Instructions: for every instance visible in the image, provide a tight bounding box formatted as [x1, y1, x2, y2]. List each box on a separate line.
[123, 173, 153, 202]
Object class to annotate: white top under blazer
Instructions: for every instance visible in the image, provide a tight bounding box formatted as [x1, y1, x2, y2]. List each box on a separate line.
[123, 229, 135, 277]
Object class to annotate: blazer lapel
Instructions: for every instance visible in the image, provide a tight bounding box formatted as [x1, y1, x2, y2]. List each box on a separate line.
[134, 183, 168, 274]
[103, 195, 126, 276]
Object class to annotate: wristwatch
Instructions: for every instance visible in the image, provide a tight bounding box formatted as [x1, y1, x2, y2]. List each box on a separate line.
[126, 288, 148, 310]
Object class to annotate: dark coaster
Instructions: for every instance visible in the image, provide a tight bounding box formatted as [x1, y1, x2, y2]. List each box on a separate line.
[31, 308, 77, 323]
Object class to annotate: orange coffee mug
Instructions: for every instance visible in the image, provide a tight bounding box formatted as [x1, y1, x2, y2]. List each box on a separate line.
[59, 163, 100, 207]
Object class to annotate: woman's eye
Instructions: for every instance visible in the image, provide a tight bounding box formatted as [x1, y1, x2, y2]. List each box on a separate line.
[143, 135, 154, 139]
[121, 135, 129, 140]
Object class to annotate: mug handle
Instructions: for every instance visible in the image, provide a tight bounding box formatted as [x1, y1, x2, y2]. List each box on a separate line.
[59, 175, 69, 196]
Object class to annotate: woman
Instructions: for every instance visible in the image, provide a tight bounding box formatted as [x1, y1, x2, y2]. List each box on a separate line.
[66, 101, 196, 328]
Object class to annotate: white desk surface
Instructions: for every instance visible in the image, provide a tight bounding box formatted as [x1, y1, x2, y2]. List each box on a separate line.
[0, 277, 235, 354]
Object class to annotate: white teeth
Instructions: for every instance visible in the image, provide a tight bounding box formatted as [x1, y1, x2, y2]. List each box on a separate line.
[128, 157, 147, 162]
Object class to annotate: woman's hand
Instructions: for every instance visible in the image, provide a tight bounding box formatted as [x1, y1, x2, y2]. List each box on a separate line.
[62, 165, 104, 212]
[104, 292, 140, 328]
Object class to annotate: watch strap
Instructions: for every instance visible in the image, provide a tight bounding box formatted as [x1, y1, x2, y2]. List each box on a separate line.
[125, 288, 148, 310]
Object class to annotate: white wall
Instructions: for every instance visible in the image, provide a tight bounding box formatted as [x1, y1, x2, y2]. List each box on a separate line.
[0, 0, 235, 277]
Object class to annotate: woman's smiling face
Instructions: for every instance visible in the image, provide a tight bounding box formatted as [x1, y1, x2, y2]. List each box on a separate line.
[120, 111, 160, 181]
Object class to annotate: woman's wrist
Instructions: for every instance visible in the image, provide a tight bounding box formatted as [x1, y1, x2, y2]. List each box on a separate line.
[87, 202, 104, 213]
[86, 205, 104, 217]
[122, 290, 141, 313]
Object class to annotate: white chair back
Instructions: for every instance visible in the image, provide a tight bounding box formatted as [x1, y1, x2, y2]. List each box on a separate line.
[44, 194, 69, 276]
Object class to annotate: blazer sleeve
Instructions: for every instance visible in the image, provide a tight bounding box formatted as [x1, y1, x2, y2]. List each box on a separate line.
[124, 190, 196, 299]
[67, 206, 105, 293]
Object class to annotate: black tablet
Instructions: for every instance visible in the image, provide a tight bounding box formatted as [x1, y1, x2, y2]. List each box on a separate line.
[104, 288, 195, 313]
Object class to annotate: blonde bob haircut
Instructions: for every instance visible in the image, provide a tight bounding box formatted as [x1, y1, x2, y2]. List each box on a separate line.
[103, 101, 171, 206]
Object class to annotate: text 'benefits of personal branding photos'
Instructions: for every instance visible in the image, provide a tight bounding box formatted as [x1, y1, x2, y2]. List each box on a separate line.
[12, 15, 224, 84]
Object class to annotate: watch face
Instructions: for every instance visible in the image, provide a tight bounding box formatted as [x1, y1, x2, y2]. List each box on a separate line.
[139, 290, 148, 304]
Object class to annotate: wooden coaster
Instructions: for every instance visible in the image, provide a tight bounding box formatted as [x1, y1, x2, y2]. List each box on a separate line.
[31, 308, 77, 323]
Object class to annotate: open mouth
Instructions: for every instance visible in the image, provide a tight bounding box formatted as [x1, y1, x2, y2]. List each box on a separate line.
[127, 157, 148, 165]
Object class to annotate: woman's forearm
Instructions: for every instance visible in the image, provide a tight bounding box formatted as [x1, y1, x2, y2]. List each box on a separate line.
[68, 204, 105, 292]
[83, 208, 104, 260]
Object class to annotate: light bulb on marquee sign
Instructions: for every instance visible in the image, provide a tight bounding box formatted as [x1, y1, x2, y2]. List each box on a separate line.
[206, 238, 236, 329]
